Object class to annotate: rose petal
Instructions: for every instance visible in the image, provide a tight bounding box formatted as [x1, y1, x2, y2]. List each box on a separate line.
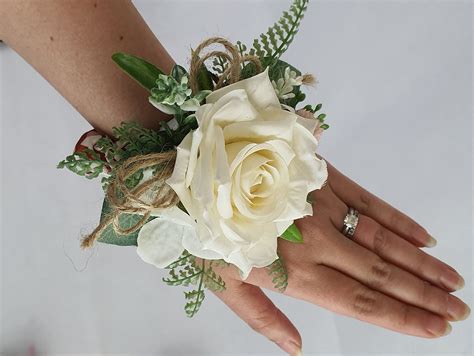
[214, 126, 233, 219]
[295, 113, 319, 136]
[182, 231, 222, 260]
[223, 109, 296, 144]
[226, 233, 278, 280]
[206, 89, 259, 126]
[206, 68, 280, 111]
[165, 133, 199, 217]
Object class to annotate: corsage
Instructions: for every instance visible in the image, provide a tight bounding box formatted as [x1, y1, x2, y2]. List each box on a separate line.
[58, 0, 329, 317]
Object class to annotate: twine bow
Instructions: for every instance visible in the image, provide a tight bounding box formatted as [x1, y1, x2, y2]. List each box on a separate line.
[81, 37, 262, 249]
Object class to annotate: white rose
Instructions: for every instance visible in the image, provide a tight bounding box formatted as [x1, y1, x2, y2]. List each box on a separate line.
[137, 68, 328, 280]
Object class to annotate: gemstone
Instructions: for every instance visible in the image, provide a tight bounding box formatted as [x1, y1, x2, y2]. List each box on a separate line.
[344, 214, 358, 227]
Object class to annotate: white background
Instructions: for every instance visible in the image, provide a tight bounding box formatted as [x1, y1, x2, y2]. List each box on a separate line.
[1, 0, 472, 355]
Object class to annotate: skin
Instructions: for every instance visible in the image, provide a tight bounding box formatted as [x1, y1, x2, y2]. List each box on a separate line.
[1, 1, 470, 355]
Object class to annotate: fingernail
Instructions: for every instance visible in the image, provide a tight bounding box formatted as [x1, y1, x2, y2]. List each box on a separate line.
[425, 235, 437, 247]
[447, 295, 471, 321]
[427, 316, 451, 337]
[440, 269, 465, 291]
[291, 347, 303, 356]
[443, 323, 452, 336]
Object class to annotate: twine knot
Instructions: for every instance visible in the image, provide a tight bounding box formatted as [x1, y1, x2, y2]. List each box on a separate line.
[81, 37, 262, 248]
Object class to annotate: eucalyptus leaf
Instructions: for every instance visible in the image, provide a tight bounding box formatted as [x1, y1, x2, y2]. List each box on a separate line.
[97, 198, 155, 246]
[112, 52, 164, 92]
[280, 223, 304, 243]
[196, 65, 214, 91]
[148, 97, 177, 115]
[171, 64, 187, 81]
[181, 98, 200, 112]
[240, 62, 259, 80]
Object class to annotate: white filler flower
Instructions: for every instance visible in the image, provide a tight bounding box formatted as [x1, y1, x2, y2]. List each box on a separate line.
[137, 68, 328, 280]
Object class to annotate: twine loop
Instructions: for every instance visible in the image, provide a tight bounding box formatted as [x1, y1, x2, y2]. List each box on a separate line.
[189, 37, 262, 93]
[81, 151, 178, 248]
[81, 37, 262, 248]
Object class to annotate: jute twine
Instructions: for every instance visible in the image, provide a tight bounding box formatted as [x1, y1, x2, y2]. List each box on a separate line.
[188, 37, 262, 93]
[81, 37, 262, 249]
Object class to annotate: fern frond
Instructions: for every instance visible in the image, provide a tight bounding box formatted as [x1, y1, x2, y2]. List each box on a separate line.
[203, 264, 226, 292]
[184, 288, 205, 317]
[211, 55, 228, 75]
[266, 257, 289, 292]
[57, 150, 106, 179]
[184, 258, 206, 317]
[250, 0, 309, 63]
[163, 254, 201, 287]
[163, 253, 226, 317]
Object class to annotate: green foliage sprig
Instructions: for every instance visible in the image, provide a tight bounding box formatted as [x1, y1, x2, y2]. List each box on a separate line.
[112, 53, 164, 92]
[266, 256, 289, 292]
[249, 0, 309, 65]
[303, 103, 330, 130]
[57, 149, 106, 179]
[163, 251, 226, 317]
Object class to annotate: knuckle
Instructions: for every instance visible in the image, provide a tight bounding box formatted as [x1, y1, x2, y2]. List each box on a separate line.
[373, 227, 390, 256]
[414, 251, 428, 274]
[352, 286, 379, 317]
[369, 258, 393, 289]
[359, 191, 372, 215]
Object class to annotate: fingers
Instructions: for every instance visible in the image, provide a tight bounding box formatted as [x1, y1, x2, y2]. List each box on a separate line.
[239, 259, 454, 338]
[353, 214, 466, 292]
[326, 162, 436, 248]
[299, 264, 453, 338]
[212, 279, 303, 355]
[319, 228, 471, 322]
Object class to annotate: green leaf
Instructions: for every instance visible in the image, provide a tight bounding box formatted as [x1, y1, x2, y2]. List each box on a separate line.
[317, 113, 327, 122]
[57, 150, 106, 179]
[184, 288, 205, 318]
[96, 198, 155, 246]
[203, 264, 226, 292]
[196, 65, 214, 91]
[266, 257, 288, 292]
[112, 52, 164, 92]
[247, 0, 309, 63]
[171, 64, 187, 81]
[163, 253, 226, 317]
[240, 62, 259, 80]
[303, 104, 314, 112]
[280, 223, 304, 243]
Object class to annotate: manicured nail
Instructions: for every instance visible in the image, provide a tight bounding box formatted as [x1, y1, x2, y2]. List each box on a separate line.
[290, 347, 303, 356]
[427, 316, 451, 337]
[444, 323, 452, 336]
[440, 269, 465, 291]
[447, 295, 471, 321]
[425, 235, 437, 247]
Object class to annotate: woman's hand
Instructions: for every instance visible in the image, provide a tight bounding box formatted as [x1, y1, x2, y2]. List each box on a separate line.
[210, 159, 470, 355]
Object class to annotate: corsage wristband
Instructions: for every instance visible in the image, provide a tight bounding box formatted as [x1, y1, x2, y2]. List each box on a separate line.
[58, 0, 329, 317]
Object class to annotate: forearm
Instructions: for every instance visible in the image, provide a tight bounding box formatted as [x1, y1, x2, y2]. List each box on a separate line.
[0, 0, 175, 135]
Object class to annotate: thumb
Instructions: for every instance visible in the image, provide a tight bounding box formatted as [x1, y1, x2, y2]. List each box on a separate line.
[213, 280, 303, 355]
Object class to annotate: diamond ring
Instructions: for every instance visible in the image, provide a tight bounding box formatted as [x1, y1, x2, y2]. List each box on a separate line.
[342, 207, 359, 239]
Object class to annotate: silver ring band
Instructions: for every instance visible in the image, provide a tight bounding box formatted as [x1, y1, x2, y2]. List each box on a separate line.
[342, 207, 359, 238]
